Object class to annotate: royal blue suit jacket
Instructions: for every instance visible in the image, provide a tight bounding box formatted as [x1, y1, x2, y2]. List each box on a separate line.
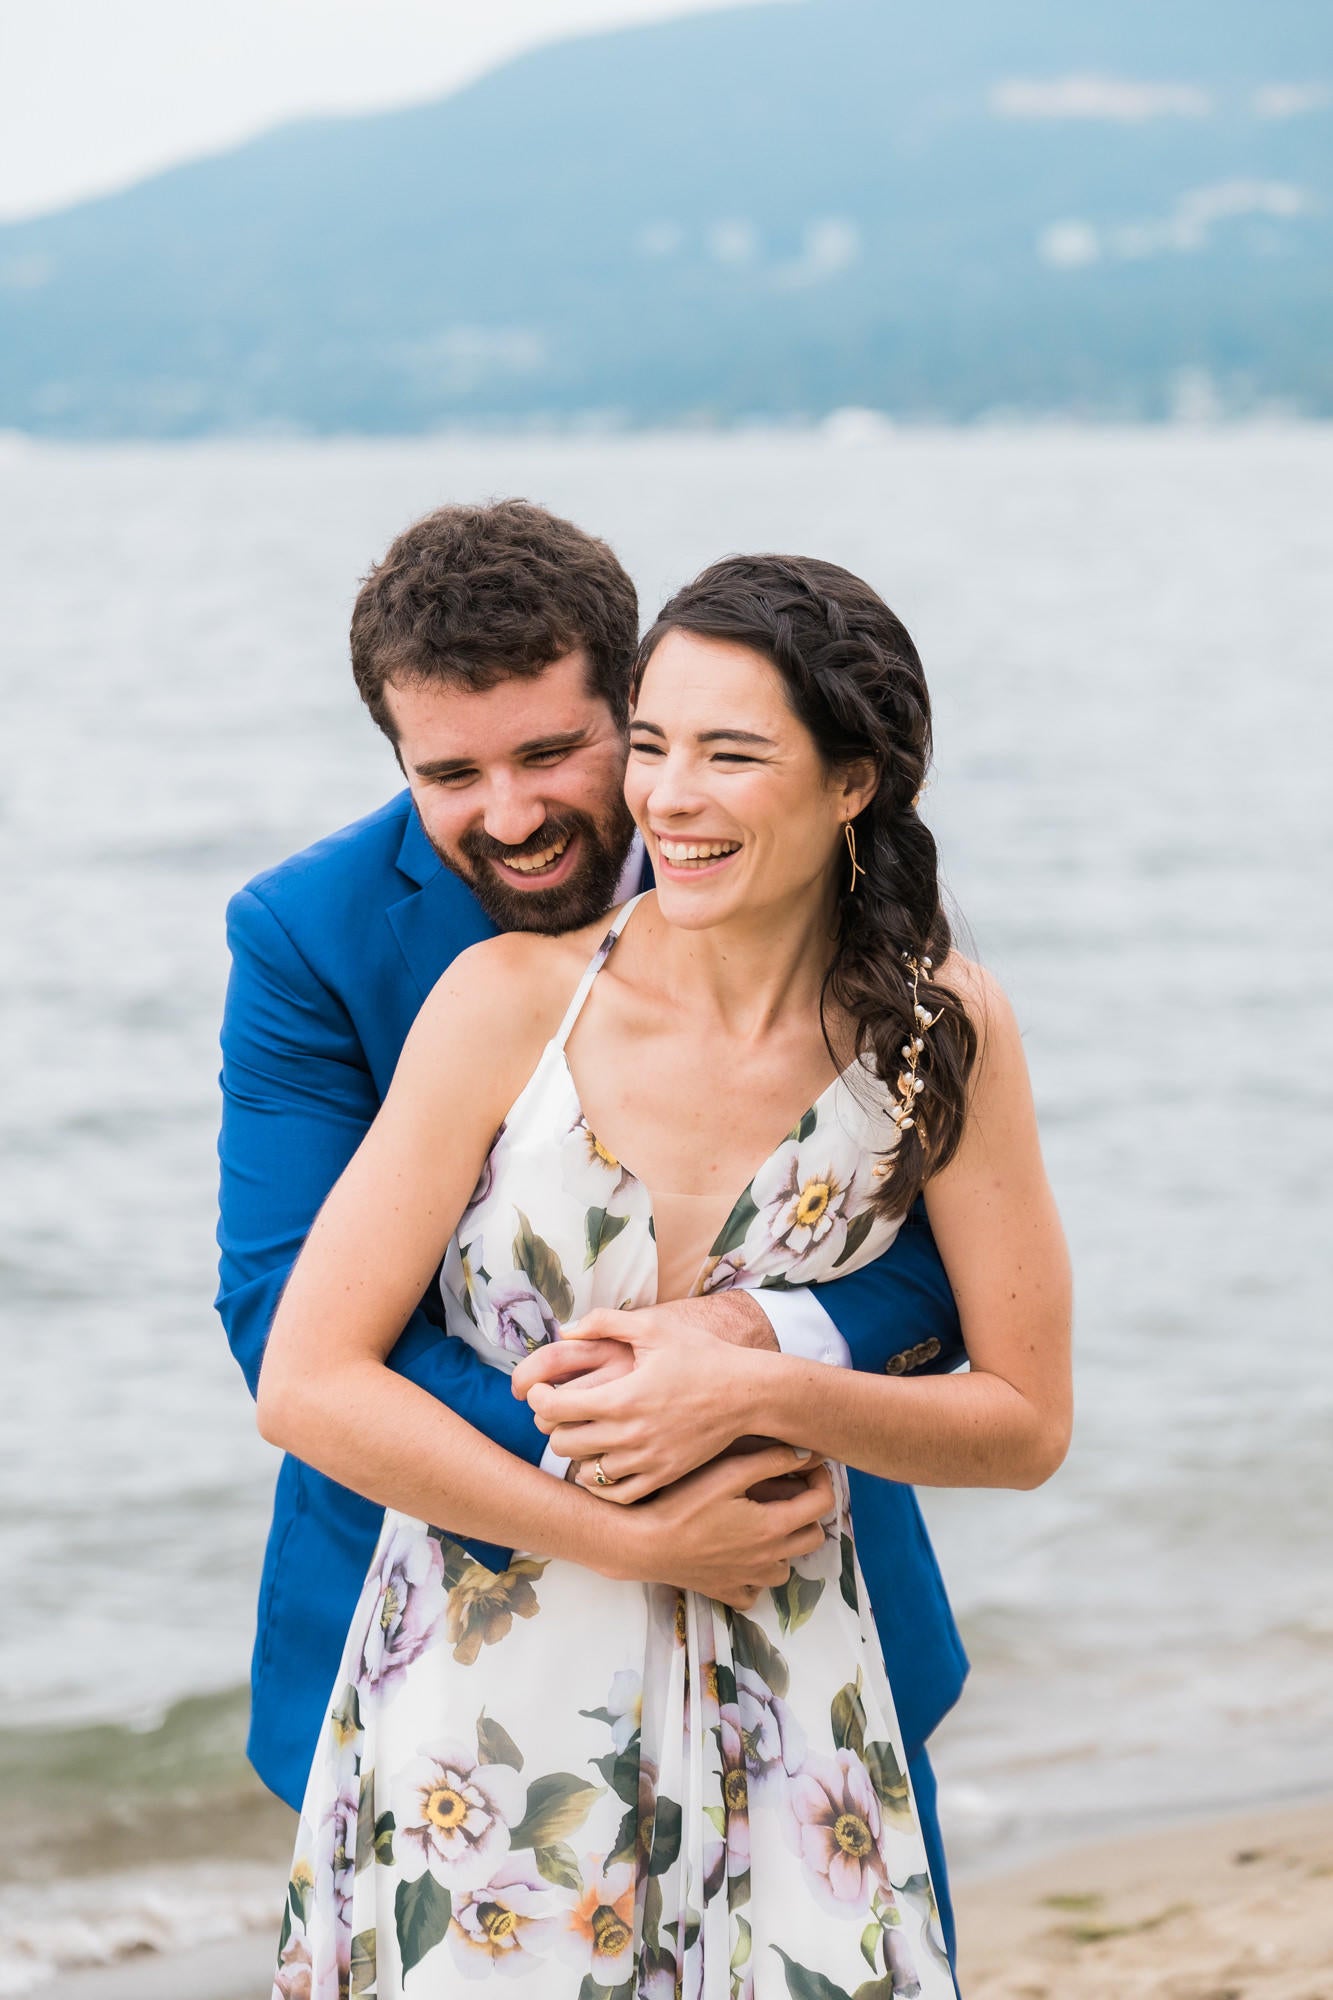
[216, 792, 969, 1811]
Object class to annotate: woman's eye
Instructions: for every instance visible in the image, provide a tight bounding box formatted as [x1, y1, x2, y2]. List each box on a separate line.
[629, 740, 664, 757]
[711, 753, 756, 765]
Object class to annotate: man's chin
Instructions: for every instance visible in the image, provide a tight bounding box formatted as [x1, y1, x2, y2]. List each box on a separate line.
[448, 847, 633, 935]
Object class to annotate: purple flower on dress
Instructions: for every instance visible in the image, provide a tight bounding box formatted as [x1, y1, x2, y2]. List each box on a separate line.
[314, 1784, 358, 1928]
[489, 1284, 562, 1356]
[447, 1861, 563, 1979]
[273, 1933, 312, 2000]
[396, 1744, 524, 1890]
[784, 1749, 888, 1915]
[360, 1528, 446, 1692]
[734, 1664, 806, 1794]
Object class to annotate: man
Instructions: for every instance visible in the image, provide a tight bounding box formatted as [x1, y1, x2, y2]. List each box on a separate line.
[216, 499, 969, 1963]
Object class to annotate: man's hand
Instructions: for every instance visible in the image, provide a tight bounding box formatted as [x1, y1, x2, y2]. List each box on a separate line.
[511, 1291, 779, 1501]
[605, 1443, 834, 1611]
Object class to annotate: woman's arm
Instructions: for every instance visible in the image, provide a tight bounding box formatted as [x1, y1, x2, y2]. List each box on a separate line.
[524, 962, 1071, 1493]
[743, 963, 1072, 1488]
[254, 932, 831, 1601]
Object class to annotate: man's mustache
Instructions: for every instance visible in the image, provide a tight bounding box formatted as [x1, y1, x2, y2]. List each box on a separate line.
[459, 815, 582, 866]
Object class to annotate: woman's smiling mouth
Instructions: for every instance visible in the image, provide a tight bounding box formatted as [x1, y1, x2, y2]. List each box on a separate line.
[655, 836, 741, 874]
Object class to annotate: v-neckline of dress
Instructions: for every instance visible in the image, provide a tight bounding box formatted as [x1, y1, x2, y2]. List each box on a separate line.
[558, 1045, 862, 1298]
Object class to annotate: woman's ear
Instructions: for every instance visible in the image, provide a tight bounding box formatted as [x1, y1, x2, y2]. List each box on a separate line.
[835, 757, 880, 821]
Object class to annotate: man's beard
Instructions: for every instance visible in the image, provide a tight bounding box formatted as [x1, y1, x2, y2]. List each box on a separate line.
[430, 798, 639, 935]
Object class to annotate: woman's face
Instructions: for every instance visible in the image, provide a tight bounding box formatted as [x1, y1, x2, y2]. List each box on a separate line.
[626, 629, 872, 930]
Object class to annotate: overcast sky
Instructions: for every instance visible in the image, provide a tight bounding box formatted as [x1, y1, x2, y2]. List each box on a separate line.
[0, 0, 786, 222]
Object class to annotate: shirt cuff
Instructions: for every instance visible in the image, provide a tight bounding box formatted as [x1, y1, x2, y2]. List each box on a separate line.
[749, 1286, 852, 1369]
[540, 1441, 573, 1480]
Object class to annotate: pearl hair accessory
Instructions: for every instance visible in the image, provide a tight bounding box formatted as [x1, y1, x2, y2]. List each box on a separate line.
[890, 951, 937, 1136]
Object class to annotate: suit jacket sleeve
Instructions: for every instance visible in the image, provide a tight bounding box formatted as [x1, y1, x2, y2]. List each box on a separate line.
[807, 1197, 967, 1380]
[215, 884, 548, 1469]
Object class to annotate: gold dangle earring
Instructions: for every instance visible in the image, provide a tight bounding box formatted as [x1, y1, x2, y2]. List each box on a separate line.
[844, 820, 865, 894]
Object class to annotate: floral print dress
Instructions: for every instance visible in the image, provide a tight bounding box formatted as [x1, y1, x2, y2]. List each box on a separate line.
[274, 896, 957, 2000]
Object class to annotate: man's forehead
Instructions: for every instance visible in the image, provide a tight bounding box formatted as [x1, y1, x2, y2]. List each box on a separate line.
[385, 652, 613, 762]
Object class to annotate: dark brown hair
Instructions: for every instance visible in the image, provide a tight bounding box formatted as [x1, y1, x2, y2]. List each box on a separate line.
[635, 553, 978, 1217]
[350, 499, 640, 736]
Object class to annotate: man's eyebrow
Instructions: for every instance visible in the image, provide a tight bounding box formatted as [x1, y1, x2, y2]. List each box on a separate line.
[412, 728, 591, 776]
[629, 720, 776, 749]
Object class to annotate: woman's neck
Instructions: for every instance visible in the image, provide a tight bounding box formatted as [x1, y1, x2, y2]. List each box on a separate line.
[633, 883, 843, 1047]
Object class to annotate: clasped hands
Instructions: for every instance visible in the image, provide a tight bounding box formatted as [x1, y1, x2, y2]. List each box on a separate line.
[510, 1291, 834, 1611]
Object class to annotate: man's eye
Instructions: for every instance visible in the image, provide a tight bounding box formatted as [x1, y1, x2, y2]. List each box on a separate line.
[434, 770, 476, 786]
[527, 748, 571, 766]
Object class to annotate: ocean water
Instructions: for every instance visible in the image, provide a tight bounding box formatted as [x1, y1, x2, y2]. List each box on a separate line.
[2, 424, 1331, 1988]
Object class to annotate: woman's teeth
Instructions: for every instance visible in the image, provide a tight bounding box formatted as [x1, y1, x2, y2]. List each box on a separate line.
[658, 839, 740, 867]
[504, 835, 571, 875]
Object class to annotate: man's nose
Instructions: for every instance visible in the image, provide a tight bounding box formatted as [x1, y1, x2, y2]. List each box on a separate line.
[481, 776, 550, 850]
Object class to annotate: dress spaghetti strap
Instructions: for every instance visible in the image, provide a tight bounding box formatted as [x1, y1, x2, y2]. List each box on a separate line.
[549, 892, 648, 1052]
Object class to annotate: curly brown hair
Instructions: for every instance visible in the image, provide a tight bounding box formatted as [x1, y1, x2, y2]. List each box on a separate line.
[635, 553, 978, 1219]
[350, 499, 640, 737]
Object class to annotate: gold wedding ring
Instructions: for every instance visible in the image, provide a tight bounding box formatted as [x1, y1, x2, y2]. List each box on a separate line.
[593, 1457, 612, 1488]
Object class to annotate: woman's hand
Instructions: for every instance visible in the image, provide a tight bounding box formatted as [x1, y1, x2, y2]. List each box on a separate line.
[512, 1293, 777, 1499]
[604, 1444, 834, 1611]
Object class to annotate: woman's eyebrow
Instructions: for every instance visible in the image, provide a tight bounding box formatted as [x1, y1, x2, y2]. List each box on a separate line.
[629, 720, 776, 748]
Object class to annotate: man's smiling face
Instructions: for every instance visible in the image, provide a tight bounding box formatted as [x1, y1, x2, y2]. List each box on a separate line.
[384, 649, 637, 933]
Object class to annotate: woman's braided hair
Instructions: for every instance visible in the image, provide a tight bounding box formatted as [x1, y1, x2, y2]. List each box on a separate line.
[633, 553, 977, 1218]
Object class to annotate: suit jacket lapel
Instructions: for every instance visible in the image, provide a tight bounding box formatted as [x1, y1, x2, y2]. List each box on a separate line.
[386, 801, 498, 1001]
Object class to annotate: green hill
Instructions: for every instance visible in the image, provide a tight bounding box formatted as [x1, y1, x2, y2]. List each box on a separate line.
[1, 0, 1329, 433]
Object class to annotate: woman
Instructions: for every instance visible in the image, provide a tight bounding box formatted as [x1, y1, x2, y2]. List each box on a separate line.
[258, 555, 1072, 1999]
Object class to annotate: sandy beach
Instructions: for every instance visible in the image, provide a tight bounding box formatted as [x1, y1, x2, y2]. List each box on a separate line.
[955, 1797, 1333, 2000]
[27, 1795, 1333, 2000]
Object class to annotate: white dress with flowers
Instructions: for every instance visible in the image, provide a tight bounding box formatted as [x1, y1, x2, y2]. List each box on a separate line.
[273, 896, 956, 2000]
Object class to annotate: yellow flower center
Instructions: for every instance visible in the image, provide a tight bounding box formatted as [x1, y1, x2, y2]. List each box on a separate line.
[723, 1768, 749, 1814]
[592, 1907, 631, 1956]
[833, 1811, 872, 1858]
[380, 1584, 400, 1631]
[423, 1783, 469, 1832]
[479, 1903, 516, 1941]
[586, 1127, 621, 1170]
[794, 1180, 832, 1227]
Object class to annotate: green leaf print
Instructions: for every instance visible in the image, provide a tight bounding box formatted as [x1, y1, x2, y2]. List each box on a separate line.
[590, 1746, 641, 1808]
[609, 1801, 638, 1867]
[851, 1980, 897, 2000]
[513, 1211, 575, 1320]
[355, 1769, 376, 1873]
[831, 1675, 867, 1760]
[584, 1205, 631, 1268]
[731, 1914, 753, 1970]
[509, 1772, 604, 1849]
[394, 1872, 451, 1980]
[287, 1867, 312, 1928]
[729, 1611, 790, 1698]
[795, 1106, 820, 1143]
[839, 1533, 859, 1612]
[863, 1740, 912, 1823]
[833, 1208, 877, 1270]
[710, 1186, 760, 1260]
[374, 1812, 396, 1866]
[773, 1567, 825, 1635]
[772, 1948, 856, 2000]
[475, 1710, 524, 1771]
[647, 1795, 683, 1877]
[350, 1928, 377, 1995]
[534, 1840, 584, 1892]
[860, 1921, 882, 1971]
[277, 1898, 291, 1956]
[727, 1866, 751, 1912]
[329, 1681, 362, 1750]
